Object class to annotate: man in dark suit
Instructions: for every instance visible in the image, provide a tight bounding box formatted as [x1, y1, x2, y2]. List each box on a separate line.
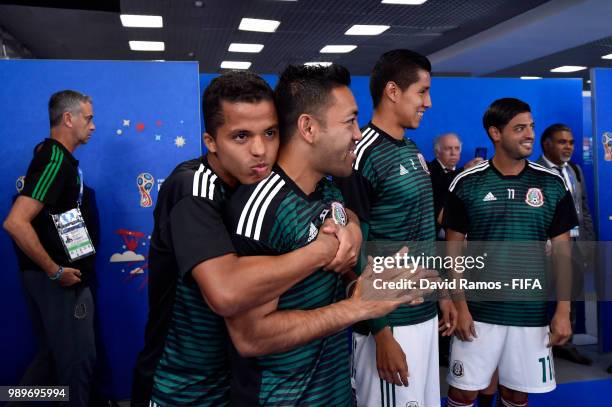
[538, 123, 596, 365]
[428, 133, 482, 237]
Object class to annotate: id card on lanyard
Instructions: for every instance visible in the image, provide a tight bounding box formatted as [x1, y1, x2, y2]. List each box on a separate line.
[51, 168, 95, 262]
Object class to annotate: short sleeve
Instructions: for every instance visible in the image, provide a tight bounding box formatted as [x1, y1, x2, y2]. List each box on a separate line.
[333, 170, 375, 223]
[548, 191, 579, 238]
[170, 196, 235, 278]
[442, 188, 469, 235]
[21, 143, 68, 206]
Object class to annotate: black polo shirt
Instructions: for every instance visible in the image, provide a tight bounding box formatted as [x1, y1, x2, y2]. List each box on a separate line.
[17, 138, 96, 284]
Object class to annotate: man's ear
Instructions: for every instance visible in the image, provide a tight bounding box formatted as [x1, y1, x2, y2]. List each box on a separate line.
[203, 132, 217, 153]
[488, 126, 501, 143]
[63, 111, 74, 128]
[296, 114, 317, 145]
[383, 81, 400, 104]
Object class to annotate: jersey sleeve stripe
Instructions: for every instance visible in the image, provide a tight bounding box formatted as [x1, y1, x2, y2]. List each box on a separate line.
[354, 131, 380, 171]
[354, 127, 374, 156]
[207, 174, 217, 200]
[199, 169, 212, 198]
[34, 145, 65, 202]
[528, 162, 569, 191]
[448, 161, 489, 192]
[31, 145, 57, 201]
[254, 179, 286, 240]
[236, 172, 276, 235]
[244, 174, 282, 238]
[192, 163, 205, 197]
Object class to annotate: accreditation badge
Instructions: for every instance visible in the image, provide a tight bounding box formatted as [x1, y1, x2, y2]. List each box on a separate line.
[51, 207, 95, 262]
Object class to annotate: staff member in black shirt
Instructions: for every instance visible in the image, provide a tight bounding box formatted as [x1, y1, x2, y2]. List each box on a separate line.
[4, 90, 97, 407]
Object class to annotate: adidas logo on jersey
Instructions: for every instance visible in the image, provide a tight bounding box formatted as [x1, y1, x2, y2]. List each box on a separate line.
[399, 164, 409, 175]
[307, 222, 318, 243]
[483, 192, 497, 201]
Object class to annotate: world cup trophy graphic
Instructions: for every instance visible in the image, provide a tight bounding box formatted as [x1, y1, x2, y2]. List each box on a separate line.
[137, 173, 154, 207]
[603, 132, 612, 162]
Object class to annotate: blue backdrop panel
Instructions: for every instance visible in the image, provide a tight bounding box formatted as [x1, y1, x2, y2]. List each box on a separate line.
[199, 74, 583, 168]
[0, 60, 201, 397]
[410, 77, 583, 167]
[590, 68, 612, 352]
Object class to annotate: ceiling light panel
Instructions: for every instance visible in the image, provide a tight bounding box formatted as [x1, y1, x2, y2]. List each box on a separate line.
[304, 62, 332, 66]
[239, 18, 280, 32]
[120, 15, 163, 28]
[221, 61, 252, 69]
[550, 66, 587, 73]
[345, 25, 390, 36]
[381, 0, 428, 4]
[228, 43, 264, 53]
[129, 41, 165, 51]
[320, 45, 356, 53]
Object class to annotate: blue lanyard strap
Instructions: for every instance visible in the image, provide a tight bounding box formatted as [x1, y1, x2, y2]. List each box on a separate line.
[78, 167, 84, 206]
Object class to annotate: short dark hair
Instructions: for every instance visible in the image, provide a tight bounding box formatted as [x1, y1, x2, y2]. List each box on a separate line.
[203, 71, 274, 137]
[48, 90, 92, 128]
[274, 64, 351, 144]
[482, 98, 531, 141]
[370, 49, 431, 108]
[540, 123, 572, 149]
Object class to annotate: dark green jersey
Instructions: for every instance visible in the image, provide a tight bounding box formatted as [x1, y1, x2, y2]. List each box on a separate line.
[443, 159, 578, 326]
[335, 123, 438, 332]
[225, 165, 352, 406]
[150, 157, 234, 406]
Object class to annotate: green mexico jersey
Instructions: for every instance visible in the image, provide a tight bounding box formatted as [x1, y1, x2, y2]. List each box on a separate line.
[225, 165, 352, 406]
[150, 158, 235, 406]
[335, 123, 438, 332]
[443, 159, 578, 326]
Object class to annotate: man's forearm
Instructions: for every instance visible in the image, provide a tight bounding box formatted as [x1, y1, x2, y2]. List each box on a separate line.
[226, 298, 365, 357]
[4, 220, 57, 275]
[201, 244, 331, 317]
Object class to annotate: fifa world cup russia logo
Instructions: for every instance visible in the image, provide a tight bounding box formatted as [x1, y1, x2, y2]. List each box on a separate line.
[137, 173, 154, 207]
[603, 132, 612, 162]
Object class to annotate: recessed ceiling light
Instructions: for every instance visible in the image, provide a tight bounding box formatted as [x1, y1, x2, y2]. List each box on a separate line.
[304, 62, 332, 67]
[602, 53, 612, 60]
[220, 61, 252, 69]
[320, 45, 357, 53]
[239, 18, 280, 33]
[345, 24, 390, 36]
[228, 43, 264, 53]
[520, 76, 542, 80]
[120, 15, 163, 28]
[587, 80, 591, 83]
[381, 0, 428, 4]
[194, 0, 204, 6]
[129, 41, 165, 51]
[550, 65, 587, 73]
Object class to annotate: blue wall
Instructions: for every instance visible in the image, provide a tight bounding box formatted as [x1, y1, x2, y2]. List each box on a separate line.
[200, 75, 583, 168]
[590, 68, 612, 352]
[0, 60, 201, 397]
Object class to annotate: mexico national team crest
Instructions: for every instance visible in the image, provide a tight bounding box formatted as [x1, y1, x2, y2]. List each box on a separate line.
[452, 360, 464, 377]
[525, 188, 544, 207]
[417, 153, 430, 174]
[330, 201, 348, 226]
